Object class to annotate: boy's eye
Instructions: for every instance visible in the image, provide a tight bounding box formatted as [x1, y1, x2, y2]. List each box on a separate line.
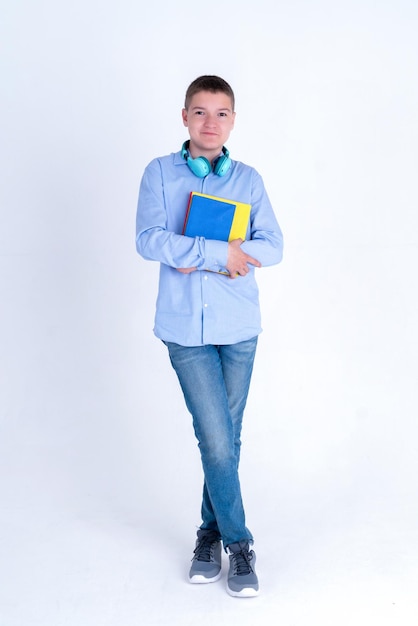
[193, 110, 229, 117]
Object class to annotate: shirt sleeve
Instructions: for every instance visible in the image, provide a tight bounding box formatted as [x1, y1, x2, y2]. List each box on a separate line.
[136, 159, 228, 270]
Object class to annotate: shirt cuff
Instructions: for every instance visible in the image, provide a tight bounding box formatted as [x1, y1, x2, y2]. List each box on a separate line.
[203, 239, 229, 272]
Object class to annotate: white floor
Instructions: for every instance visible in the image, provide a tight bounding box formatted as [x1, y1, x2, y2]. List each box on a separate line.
[1, 412, 417, 626]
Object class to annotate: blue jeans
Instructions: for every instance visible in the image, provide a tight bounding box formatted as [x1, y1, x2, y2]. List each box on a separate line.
[164, 337, 258, 548]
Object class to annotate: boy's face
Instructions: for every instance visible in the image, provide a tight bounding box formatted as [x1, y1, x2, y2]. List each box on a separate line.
[182, 90, 235, 159]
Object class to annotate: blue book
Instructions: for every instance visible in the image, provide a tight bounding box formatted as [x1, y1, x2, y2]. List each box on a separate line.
[182, 192, 251, 242]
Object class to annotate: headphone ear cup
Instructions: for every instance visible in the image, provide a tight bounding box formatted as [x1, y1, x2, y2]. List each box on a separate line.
[213, 154, 231, 177]
[187, 156, 211, 178]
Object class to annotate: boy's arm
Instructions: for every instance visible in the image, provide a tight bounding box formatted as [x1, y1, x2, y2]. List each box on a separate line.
[177, 239, 261, 278]
[136, 160, 228, 271]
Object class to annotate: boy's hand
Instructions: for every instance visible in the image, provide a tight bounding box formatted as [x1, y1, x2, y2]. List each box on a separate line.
[226, 239, 261, 279]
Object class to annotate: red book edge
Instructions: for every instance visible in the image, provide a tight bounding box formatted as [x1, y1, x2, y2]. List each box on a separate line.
[182, 191, 194, 235]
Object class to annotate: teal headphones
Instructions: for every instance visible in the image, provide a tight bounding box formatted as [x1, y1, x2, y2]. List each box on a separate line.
[181, 141, 231, 177]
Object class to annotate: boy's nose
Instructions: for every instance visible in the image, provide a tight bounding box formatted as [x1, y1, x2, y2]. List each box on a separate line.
[204, 114, 217, 125]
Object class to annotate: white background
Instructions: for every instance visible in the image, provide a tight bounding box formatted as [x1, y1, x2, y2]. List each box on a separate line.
[1, 1, 417, 624]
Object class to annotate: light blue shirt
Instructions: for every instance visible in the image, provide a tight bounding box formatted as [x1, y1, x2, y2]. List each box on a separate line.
[136, 149, 283, 346]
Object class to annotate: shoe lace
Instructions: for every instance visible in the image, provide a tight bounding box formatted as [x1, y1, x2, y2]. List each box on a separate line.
[193, 534, 219, 562]
[231, 547, 254, 576]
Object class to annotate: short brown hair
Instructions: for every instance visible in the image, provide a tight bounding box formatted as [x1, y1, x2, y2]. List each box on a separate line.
[184, 75, 235, 111]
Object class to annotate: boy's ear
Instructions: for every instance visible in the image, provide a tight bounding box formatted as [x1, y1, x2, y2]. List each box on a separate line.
[182, 108, 188, 127]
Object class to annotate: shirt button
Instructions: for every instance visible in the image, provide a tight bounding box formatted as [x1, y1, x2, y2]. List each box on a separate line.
[204, 303, 208, 308]
[204, 275, 208, 280]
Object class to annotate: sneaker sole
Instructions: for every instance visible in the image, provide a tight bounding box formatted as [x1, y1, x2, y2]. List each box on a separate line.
[189, 571, 222, 584]
[226, 585, 259, 598]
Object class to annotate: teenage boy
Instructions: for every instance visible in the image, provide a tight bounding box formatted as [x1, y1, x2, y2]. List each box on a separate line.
[136, 75, 283, 597]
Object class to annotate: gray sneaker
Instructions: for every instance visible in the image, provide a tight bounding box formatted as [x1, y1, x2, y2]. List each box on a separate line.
[226, 541, 259, 597]
[189, 529, 222, 583]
